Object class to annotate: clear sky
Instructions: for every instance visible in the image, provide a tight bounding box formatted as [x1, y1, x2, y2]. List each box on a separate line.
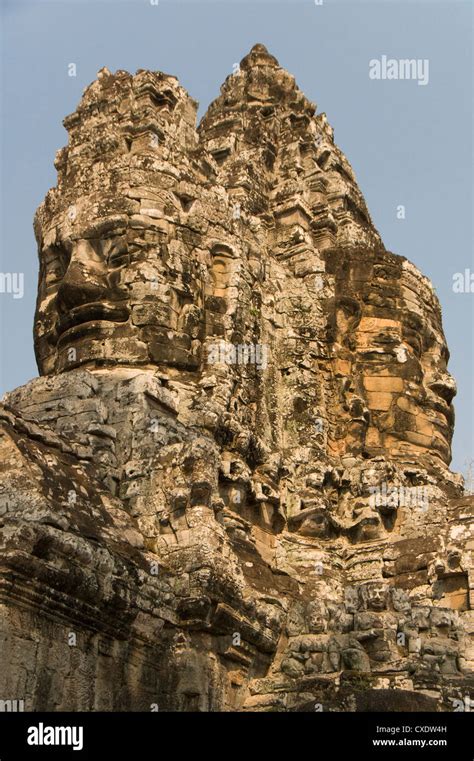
[0, 0, 472, 476]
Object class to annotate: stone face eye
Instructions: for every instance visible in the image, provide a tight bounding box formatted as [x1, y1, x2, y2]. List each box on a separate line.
[405, 335, 422, 358]
[43, 245, 69, 289]
[107, 240, 129, 269]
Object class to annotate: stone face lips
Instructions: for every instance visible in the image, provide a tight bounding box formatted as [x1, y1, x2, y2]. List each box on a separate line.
[0, 45, 473, 711]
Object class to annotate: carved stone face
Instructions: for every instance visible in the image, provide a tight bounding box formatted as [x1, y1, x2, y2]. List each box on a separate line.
[332, 253, 456, 466]
[430, 608, 452, 628]
[306, 600, 328, 633]
[361, 582, 387, 611]
[353, 309, 455, 464]
[390, 587, 411, 613]
[34, 203, 204, 375]
[396, 291, 456, 464]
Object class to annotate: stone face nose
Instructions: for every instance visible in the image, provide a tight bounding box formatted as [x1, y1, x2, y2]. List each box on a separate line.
[428, 372, 457, 406]
[56, 240, 109, 312]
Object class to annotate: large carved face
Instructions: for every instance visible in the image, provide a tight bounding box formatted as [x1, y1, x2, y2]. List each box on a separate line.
[34, 199, 204, 375]
[332, 252, 456, 465]
[356, 291, 454, 464]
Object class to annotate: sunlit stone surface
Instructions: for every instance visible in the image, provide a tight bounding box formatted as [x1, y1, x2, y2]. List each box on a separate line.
[0, 45, 472, 711]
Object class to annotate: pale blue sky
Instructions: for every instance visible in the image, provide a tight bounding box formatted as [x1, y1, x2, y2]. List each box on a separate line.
[0, 0, 472, 476]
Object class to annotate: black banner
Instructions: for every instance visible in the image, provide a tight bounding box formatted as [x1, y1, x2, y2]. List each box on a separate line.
[0, 711, 472, 759]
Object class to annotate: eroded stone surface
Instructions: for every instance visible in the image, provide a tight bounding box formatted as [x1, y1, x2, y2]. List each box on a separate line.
[0, 44, 472, 712]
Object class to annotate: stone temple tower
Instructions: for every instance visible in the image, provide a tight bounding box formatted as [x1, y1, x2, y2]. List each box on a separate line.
[0, 44, 473, 711]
